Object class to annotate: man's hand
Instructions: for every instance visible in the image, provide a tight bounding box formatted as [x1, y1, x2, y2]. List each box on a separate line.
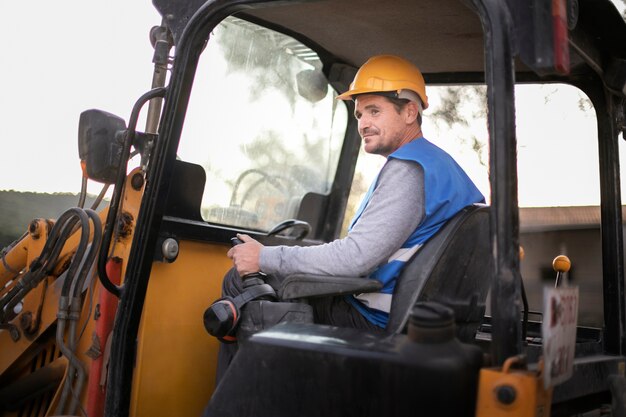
[227, 234, 264, 276]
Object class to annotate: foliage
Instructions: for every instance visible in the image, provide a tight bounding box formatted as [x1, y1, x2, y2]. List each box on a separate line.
[216, 18, 302, 111]
[340, 171, 368, 237]
[206, 18, 344, 230]
[429, 85, 488, 167]
[211, 18, 494, 231]
[0, 191, 99, 249]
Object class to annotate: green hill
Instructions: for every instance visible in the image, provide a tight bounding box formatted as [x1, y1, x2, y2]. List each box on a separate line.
[0, 190, 101, 249]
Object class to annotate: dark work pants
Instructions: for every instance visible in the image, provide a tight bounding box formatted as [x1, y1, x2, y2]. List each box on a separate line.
[214, 267, 383, 385]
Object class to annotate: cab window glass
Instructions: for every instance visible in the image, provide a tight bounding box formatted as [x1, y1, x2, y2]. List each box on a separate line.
[515, 84, 601, 327]
[177, 17, 348, 232]
[342, 85, 490, 235]
[345, 83, 604, 327]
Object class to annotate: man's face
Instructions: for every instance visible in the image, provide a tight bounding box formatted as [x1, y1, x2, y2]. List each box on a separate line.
[354, 94, 412, 157]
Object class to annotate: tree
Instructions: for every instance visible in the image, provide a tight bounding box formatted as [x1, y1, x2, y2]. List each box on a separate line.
[196, 17, 343, 231]
[429, 85, 489, 167]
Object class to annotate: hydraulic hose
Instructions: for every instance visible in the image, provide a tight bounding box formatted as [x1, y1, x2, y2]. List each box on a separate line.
[0, 209, 83, 321]
[55, 213, 89, 414]
[59, 210, 90, 296]
[68, 210, 102, 415]
[0, 206, 102, 415]
[54, 208, 102, 415]
[55, 305, 88, 416]
[78, 175, 88, 209]
[0, 204, 103, 415]
[73, 210, 102, 299]
[0, 231, 28, 287]
[91, 183, 110, 211]
[66, 303, 84, 415]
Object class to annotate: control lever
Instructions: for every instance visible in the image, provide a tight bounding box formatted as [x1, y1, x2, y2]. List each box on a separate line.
[552, 255, 571, 288]
[203, 236, 276, 342]
[519, 246, 530, 341]
[230, 237, 268, 290]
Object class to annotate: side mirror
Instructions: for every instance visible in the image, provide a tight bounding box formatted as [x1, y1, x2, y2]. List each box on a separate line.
[78, 109, 127, 184]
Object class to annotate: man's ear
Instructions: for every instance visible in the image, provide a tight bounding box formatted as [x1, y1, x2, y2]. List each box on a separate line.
[404, 101, 419, 124]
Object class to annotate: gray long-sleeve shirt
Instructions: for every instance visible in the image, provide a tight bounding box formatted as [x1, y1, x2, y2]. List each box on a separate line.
[259, 158, 425, 278]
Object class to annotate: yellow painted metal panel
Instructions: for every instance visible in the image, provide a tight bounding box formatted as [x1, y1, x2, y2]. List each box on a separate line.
[131, 240, 231, 417]
[475, 357, 552, 417]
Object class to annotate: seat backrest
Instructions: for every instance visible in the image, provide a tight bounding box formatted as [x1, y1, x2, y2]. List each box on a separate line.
[386, 204, 491, 342]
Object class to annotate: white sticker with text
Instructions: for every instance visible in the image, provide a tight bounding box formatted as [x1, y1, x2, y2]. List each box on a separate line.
[542, 286, 579, 388]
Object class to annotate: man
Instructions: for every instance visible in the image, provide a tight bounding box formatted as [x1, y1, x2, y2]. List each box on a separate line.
[210, 54, 484, 378]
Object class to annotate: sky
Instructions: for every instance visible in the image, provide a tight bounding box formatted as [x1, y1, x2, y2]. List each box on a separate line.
[1, 1, 625, 208]
[0, 1, 160, 194]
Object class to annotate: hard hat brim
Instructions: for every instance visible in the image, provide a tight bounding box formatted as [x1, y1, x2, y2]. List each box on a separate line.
[335, 87, 392, 101]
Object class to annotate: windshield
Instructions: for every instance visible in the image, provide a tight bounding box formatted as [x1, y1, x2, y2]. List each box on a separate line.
[177, 17, 348, 232]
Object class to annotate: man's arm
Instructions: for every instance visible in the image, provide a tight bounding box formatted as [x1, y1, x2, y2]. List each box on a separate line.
[237, 158, 425, 277]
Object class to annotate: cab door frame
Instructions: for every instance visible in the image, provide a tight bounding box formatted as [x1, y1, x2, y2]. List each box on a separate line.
[104, 1, 358, 416]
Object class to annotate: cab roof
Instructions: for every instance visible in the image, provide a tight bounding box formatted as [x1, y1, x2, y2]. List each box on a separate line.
[243, 0, 485, 75]
[154, 0, 626, 86]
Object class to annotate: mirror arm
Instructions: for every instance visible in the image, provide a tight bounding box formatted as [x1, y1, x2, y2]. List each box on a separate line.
[97, 87, 167, 298]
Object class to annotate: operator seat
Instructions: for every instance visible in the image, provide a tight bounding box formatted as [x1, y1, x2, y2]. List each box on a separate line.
[277, 204, 492, 342]
[385, 204, 491, 340]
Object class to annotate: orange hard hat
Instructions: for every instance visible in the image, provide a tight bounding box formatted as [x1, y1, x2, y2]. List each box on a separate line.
[336, 55, 428, 109]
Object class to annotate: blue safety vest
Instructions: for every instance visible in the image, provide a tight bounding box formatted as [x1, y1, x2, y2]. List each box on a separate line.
[346, 138, 485, 328]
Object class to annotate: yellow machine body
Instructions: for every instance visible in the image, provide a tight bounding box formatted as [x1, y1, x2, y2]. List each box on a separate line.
[130, 241, 229, 416]
[476, 357, 553, 417]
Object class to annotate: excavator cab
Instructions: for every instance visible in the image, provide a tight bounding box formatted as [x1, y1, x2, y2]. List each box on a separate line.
[1, 0, 626, 416]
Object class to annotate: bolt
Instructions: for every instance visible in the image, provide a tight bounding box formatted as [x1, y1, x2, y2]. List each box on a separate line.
[131, 172, 145, 190]
[29, 220, 41, 239]
[116, 212, 134, 238]
[0, 321, 21, 341]
[9, 325, 20, 342]
[495, 385, 517, 405]
[162, 238, 179, 262]
[19, 311, 33, 331]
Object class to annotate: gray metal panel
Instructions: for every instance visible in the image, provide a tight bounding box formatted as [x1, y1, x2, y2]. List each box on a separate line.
[244, 0, 485, 73]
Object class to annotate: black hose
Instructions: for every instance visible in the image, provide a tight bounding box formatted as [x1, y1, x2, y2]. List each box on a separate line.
[78, 175, 88, 209]
[0, 209, 83, 320]
[55, 306, 87, 415]
[67, 211, 102, 414]
[37, 209, 84, 273]
[91, 183, 110, 210]
[0, 231, 28, 275]
[55, 208, 102, 414]
[71, 209, 102, 299]
[0, 209, 88, 323]
[0, 205, 103, 415]
[60, 209, 90, 296]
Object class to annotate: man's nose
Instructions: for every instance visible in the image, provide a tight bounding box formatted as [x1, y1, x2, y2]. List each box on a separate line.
[358, 116, 370, 132]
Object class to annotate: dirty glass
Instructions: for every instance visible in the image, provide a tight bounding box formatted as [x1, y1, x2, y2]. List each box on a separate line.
[177, 17, 347, 232]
